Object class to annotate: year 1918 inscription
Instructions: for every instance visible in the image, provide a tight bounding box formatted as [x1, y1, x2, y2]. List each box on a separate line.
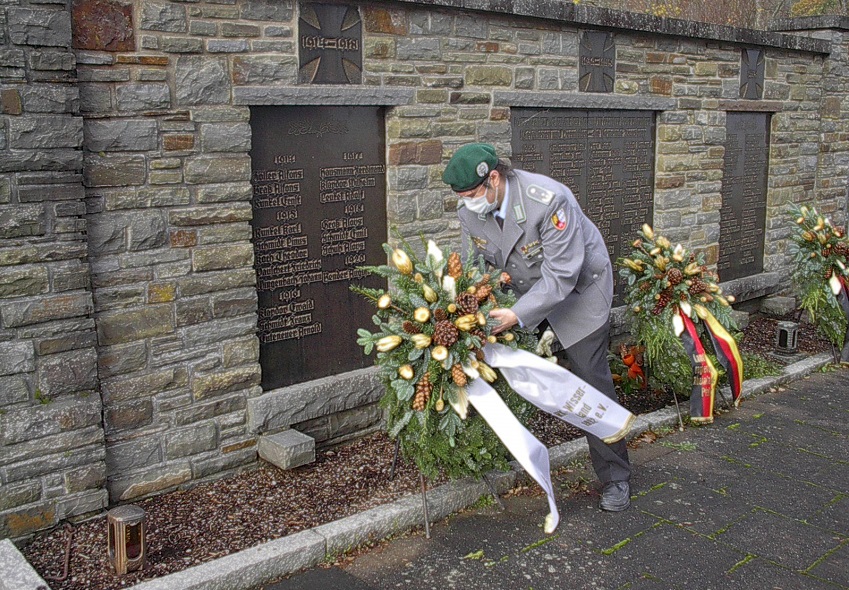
[250, 106, 386, 389]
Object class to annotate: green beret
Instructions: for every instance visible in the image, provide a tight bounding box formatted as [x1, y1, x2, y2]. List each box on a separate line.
[442, 143, 499, 192]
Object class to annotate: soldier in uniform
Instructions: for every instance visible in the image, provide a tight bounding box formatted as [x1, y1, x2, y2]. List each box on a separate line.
[442, 143, 632, 512]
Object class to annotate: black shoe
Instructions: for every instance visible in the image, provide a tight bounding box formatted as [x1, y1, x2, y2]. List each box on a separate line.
[599, 481, 630, 512]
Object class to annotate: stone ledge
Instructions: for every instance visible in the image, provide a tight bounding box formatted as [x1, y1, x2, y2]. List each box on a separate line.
[494, 91, 676, 111]
[0, 538, 48, 590]
[719, 271, 781, 303]
[233, 86, 415, 106]
[246, 367, 383, 434]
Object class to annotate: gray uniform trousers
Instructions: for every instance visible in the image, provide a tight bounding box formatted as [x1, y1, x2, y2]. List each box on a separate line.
[558, 320, 631, 484]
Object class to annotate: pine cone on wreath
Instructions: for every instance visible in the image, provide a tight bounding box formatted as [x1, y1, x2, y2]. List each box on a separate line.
[412, 373, 433, 411]
[433, 320, 459, 347]
[447, 252, 463, 279]
[688, 278, 708, 295]
[402, 321, 420, 334]
[434, 308, 448, 322]
[451, 364, 467, 387]
[667, 267, 684, 286]
[475, 283, 493, 303]
[456, 292, 479, 314]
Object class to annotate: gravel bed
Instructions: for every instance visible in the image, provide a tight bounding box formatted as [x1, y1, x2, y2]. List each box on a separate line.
[20, 313, 831, 590]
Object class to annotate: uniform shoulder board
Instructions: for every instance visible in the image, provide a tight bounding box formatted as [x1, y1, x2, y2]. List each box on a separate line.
[526, 184, 554, 205]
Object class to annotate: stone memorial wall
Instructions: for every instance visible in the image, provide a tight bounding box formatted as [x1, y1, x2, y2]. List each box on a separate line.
[1, 0, 848, 538]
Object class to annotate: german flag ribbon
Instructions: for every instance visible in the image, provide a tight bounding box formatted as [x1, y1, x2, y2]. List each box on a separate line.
[696, 305, 744, 406]
[673, 308, 717, 423]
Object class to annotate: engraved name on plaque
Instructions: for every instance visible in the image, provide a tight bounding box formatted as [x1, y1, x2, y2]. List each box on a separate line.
[511, 109, 655, 305]
[718, 112, 769, 282]
[250, 106, 387, 389]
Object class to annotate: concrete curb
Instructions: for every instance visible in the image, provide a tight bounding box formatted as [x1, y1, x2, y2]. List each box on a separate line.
[2, 352, 832, 590]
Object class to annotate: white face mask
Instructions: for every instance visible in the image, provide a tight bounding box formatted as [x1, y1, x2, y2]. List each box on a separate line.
[463, 184, 498, 216]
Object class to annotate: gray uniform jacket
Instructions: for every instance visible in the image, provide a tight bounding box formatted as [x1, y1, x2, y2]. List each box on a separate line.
[459, 169, 613, 350]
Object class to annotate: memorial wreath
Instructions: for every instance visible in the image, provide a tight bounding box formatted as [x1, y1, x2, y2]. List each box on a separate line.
[789, 204, 849, 361]
[618, 224, 743, 422]
[351, 238, 538, 480]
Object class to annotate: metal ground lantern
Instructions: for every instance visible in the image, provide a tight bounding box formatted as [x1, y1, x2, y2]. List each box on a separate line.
[107, 505, 146, 574]
[775, 321, 799, 355]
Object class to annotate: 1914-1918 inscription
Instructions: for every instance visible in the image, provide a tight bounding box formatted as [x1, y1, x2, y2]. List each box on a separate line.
[511, 109, 655, 305]
[718, 112, 769, 281]
[250, 106, 386, 389]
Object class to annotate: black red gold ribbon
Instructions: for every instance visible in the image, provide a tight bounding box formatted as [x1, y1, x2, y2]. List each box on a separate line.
[697, 305, 744, 406]
[832, 274, 849, 362]
[676, 310, 718, 423]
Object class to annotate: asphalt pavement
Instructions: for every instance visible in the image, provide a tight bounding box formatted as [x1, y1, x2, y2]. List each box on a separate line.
[263, 365, 849, 590]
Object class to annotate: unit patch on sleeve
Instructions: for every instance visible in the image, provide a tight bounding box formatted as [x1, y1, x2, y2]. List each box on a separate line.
[551, 207, 568, 231]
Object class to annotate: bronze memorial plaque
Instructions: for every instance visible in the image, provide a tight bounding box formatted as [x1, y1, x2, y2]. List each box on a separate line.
[579, 31, 615, 93]
[511, 109, 655, 305]
[740, 49, 765, 100]
[250, 106, 387, 389]
[718, 111, 769, 282]
[299, 2, 362, 84]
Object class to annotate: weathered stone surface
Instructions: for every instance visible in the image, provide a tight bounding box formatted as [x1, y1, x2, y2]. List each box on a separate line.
[0, 341, 36, 378]
[104, 398, 154, 433]
[258, 429, 315, 470]
[140, 1, 187, 32]
[97, 305, 174, 346]
[105, 435, 162, 474]
[0, 395, 101, 445]
[0, 481, 41, 512]
[116, 83, 170, 111]
[0, 428, 103, 470]
[8, 8, 72, 47]
[247, 368, 383, 433]
[102, 367, 184, 403]
[183, 156, 251, 184]
[191, 365, 261, 400]
[0, 500, 57, 539]
[9, 115, 82, 149]
[37, 347, 98, 396]
[761, 295, 797, 316]
[1, 293, 93, 328]
[199, 122, 251, 152]
[0, 375, 29, 407]
[84, 119, 159, 152]
[165, 421, 217, 459]
[72, 0, 135, 51]
[232, 55, 297, 85]
[109, 463, 192, 502]
[0, 205, 46, 239]
[192, 243, 254, 272]
[175, 55, 230, 105]
[84, 153, 146, 187]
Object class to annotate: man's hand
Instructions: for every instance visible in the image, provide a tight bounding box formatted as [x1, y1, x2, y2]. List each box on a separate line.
[489, 308, 518, 334]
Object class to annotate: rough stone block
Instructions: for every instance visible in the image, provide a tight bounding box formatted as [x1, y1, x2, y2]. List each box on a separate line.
[0, 395, 101, 445]
[760, 296, 796, 317]
[84, 119, 159, 152]
[730, 309, 750, 330]
[192, 243, 254, 272]
[108, 463, 192, 502]
[0, 538, 51, 587]
[140, 0, 187, 32]
[106, 435, 162, 473]
[183, 156, 251, 184]
[0, 375, 29, 407]
[36, 347, 98, 396]
[72, 0, 135, 52]
[116, 83, 170, 111]
[97, 305, 174, 346]
[1, 292, 93, 328]
[165, 421, 218, 459]
[258, 429, 315, 470]
[83, 153, 146, 187]
[0, 205, 45, 240]
[199, 122, 251, 152]
[9, 115, 83, 149]
[191, 365, 261, 400]
[175, 55, 230, 105]
[8, 7, 72, 47]
[0, 341, 36, 378]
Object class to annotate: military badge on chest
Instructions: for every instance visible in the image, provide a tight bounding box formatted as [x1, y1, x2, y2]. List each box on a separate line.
[520, 240, 542, 259]
[551, 207, 568, 231]
[471, 236, 488, 250]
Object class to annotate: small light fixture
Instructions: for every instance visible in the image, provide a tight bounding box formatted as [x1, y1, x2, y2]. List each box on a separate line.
[107, 505, 146, 574]
[775, 321, 799, 355]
